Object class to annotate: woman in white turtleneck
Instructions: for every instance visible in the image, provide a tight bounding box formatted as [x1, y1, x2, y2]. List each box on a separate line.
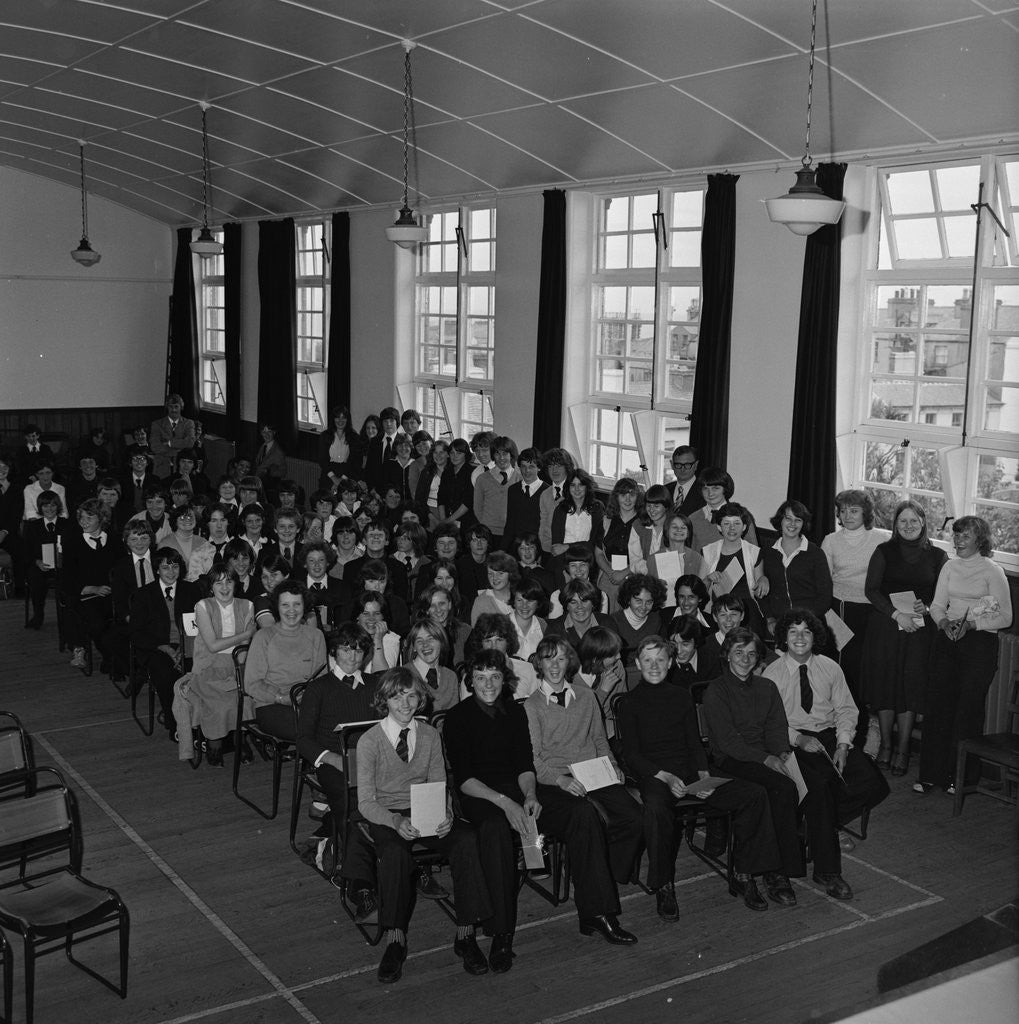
[820, 490, 883, 732]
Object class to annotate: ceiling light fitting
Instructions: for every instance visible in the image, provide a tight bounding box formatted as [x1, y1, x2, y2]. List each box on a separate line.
[190, 103, 223, 258]
[764, 0, 846, 236]
[70, 142, 101, 267]
[386, 40, 428, 250]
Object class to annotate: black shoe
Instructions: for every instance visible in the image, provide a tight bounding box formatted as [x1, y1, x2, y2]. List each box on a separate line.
[655, 883, 679, 922]
[348, 886, 378, 925]
[578, 914, 637, 945]
[703, 821, 727, 859]
[377, 941, 406, 984]
[206, 747, 224, 768]
[454, 934, 489, 976]
[24, 616, 42, 630]
[489, 933, 515, 974]
[763, 871, 797, 907]
[239, 740, 254, 765]
[731, 873, 768, 912]
[417, 867, 449, 899]
[813, 872, 853, 900]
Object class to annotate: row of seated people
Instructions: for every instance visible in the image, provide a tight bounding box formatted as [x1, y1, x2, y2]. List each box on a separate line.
[236, 594, 887, 985]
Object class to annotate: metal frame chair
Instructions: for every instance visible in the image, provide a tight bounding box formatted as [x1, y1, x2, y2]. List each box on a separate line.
[128, 640, 157, 736]
[953, 666, 1019, 834]
[0, 767, 129, 1024]
[231, 646, 311, 819]
[0, 712, 34, 799]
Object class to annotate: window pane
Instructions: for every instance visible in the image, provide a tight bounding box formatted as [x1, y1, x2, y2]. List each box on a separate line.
[895, 219, 941, 260]
[671, 190, 703, 228]
[908, 447, 943, 492]
[887, 170, 934, 215]
[986, 337, 1019, 383]
[918, 380, 965, 425]
[913, 493, 948, 537]
[983, 383, 1019, 432]
[632, 193, 657, 226]
[604, 196, 629, 233]
[935, 165, 980, 212]
[875, 286, 923, 328]
[924, 285, 969, 330]
[470, 240, 492, 272]
[991, 285, 1019, 329]
[976, 455, 1019, 554]
[668, 230, 701, 268]
[471, 208, 492, 238]
[631, 231, 656, 268]
[468, 286, 490, 317]
[864, 442, 904, 486]
[871, 333, 917, 375]
[869, 382, 914, 422]
[865, 488, 902, 530]
[597, 358, 624, 393]
[943, 215, 973, 259]
[603, 234, 627, 269]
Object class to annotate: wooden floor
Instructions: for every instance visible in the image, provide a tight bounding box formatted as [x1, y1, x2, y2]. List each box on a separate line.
[1, 596, 1016, 1024]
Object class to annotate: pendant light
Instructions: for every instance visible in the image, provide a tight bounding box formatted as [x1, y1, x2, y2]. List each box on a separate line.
[190, 102, 223, 257]
[70, 142, 101, 267]
[764, 0, 846, 236]
[385, 40, 429, 249]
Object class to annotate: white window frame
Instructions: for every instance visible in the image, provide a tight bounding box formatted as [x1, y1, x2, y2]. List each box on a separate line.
[296, 218, 330, 432]
[195, 229, 226, 412]
[582, 186, 704, 488]
[412, 204, 496, 438]
[848, 154, 1019, 566]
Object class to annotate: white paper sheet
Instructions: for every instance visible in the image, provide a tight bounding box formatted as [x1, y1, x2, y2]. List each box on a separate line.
[781, 752, 809, 804]
[410, 781, 446, 837]
[653, 550, 683, 606]
[569, 755, 618, 792]
[889, 590, 924, 629]
[824, 609, 855, 651]
[611, 554, 628, 571]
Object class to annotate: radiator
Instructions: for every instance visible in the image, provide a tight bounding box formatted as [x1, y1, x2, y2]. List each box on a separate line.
[985, 632, 1019, 733]
[202, 435, 235, 483]
[283, 457, 320, 503]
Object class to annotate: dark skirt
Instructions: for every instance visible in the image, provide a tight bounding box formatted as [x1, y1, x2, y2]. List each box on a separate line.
[859, 611, 935, 713]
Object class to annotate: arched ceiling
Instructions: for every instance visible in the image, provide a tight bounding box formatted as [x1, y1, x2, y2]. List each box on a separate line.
[1, 0, 1017, 227]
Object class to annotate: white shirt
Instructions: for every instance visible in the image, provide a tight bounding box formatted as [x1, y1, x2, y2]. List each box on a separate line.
[380, 715, 418, 760]
[539, 679, 576, 709]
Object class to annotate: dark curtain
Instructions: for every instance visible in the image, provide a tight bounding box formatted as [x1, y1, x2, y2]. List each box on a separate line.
[787, 163, 847, 542]
[168, 228, 199, 410]
[223, 222, 242, 440]
[326, 211, 352, 416]
[689, 173, 739, 468]
[257, 218, 298, 452]
[532, 189, 567, 450]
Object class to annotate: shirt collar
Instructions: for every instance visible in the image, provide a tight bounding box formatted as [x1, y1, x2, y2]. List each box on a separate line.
[782, 652, 814, 676]
[332, 667, 364, 688]
[772, 535, 809, 554]
[540, 679, 575, 707]
[380, 715, 418, 745]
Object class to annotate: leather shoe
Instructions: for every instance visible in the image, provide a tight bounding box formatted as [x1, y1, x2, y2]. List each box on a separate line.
[417, 867, 450, 899]
[489, 933, 515, 974]
[579, 914, 637, 945]
[377, 941, 406, 984]
[454, 934, 489, 976]
[703, 820, 727, 859]
[655, 883, 679, 922]
[763, 872, 796, 907]
[731, 873, 768, 912]
[813, 872, 853, 900]
[348, 886, 378, 925]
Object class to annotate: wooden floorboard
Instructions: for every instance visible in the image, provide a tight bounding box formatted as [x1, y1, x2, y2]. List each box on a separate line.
[1, 597, 1016, 1024]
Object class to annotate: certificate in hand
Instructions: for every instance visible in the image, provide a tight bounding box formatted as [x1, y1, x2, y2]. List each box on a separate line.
[889, 590, 923, 629]
[519, 815, 546, 869]
[410, 781, 446, 837]
[569, 755, 618, 792]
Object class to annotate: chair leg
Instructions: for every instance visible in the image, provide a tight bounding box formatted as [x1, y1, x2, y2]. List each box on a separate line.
[119, 907, 130, 998]
[1, 931, 11, 1024]
[23, 937, 34, 1024]
[289, 768, 306, 855]
[952, 744, 969, 817]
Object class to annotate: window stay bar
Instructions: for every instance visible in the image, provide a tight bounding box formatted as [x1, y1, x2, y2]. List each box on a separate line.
[209, 360, 226, 405]
[303, 368, 324, 428]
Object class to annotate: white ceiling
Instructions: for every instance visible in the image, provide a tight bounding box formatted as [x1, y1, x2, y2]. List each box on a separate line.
[1, 0, 1017, 227]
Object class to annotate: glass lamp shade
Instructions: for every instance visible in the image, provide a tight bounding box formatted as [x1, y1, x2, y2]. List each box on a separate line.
[190, 226, 223, 257]
[765, 166, 846, 236]
[385, 206, 428, 249]
[70, 237, 101, 266]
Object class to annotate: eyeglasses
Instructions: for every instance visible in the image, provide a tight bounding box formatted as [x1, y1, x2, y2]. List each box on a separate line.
[673, 460, 697, 469]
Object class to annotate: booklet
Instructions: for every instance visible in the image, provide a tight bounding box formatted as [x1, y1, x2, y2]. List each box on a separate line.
[652, 550, 683, 606]
[611, 554, 628, 571]
[569, 755, 618, 792]
[780, 752, 809, 804]
[824, 609, 855, 651]
[889, 590, 924, 629]
[410, 781, 446, 837]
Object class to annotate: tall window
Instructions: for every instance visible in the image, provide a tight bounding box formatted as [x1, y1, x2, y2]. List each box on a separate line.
[296, 219, 330, 430]
[580, 187, 704, 485]
[195, 230, 226, 411]
[413, 206, 496, 438]
[852, 155, 1019, 564]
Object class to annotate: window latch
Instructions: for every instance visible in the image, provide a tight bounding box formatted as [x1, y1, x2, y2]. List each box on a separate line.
[455, 224, 468, 259]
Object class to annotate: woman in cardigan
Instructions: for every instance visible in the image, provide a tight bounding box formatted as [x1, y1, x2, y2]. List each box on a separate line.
[413, 439, 452, 530]
[319, 405, 362, 489]
[357, 667, 492, 984]
[401, 618, 459, 712]
[916, 516, 1012, 793]
[550, 469, 605, 558]
[594, 477, 643, 610]
[859, 501, 947, 776]
[761, 499, 833, 626]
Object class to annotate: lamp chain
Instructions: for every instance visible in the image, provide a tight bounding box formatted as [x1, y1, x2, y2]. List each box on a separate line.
[201, 106, 212, 230]
[401, 49, 411, 209]
[802, 0, 818, 169]
[79, 144, 89, 239]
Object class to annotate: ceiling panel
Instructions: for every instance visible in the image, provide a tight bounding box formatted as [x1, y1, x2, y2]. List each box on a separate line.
[0, 0, 1013, 226]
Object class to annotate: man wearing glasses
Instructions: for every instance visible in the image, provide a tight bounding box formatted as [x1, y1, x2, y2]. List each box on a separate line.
[664, 445, 704, 516]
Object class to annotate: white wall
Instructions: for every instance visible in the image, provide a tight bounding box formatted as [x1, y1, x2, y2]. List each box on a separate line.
[0, 166, 172, 408]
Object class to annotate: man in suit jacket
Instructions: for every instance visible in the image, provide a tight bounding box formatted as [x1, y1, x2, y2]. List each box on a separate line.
[123, 451, 157, 514]
[363, 406, 403, 496]
[23, 492, 67, 629]
[301, 542, 354, 629]
[110, 522, 157, 625]
[150, 394, 196, 478]
[14, 424, 54, 482]
[664, 445, 705, 516]
[130, 548, 199, 739]
[503, 447, 548, 552]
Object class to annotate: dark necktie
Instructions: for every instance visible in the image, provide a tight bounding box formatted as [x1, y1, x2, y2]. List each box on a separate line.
[500, 471, 508, 485]
[93, 535, 103, 549]
[135, 478, 143, 489]
[396, 727, 409, 762]
[137, 560, 146, 587]
[554, 486, 561, 501]
[799, 664, 813, 714]
[524, 485, 530, 498]
[313, 582, 324, 592]
[425, 667, 438, 690]
[384, 436, 392, 460]
[341, 675, 355, 686]
[404, 554, 412, 568]
[46, 522, 56, 536]
[165, 587, 173, 601]
[283, 546, 292, 561]
[678, 663, 694, 679]
[551, 689, 567, 707]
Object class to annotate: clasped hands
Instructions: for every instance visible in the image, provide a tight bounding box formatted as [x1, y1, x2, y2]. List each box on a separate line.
[657, 769, 715, 800]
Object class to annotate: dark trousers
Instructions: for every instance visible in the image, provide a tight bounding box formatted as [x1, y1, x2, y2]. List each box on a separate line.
[26, 566, 55, 621]
[316, 765, 376, 888]
[795, 729, 889, 875]
[717, 757, 805, 878]
[920, 631, 1000, 787]
[832, 599, 873, 739]
[66, 595, 114, 662]
[536, 782, 641, 918]
[639, 775, 781, 889]
[369, 816, 492, 931]
[459, 793, 519, 935]
[140, 649, 180, 733]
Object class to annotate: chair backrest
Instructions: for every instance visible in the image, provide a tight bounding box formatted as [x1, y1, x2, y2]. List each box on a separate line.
[233, 643, 250, 691]
[0, 768, 77, 877]
[0, 712, 33, 792]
